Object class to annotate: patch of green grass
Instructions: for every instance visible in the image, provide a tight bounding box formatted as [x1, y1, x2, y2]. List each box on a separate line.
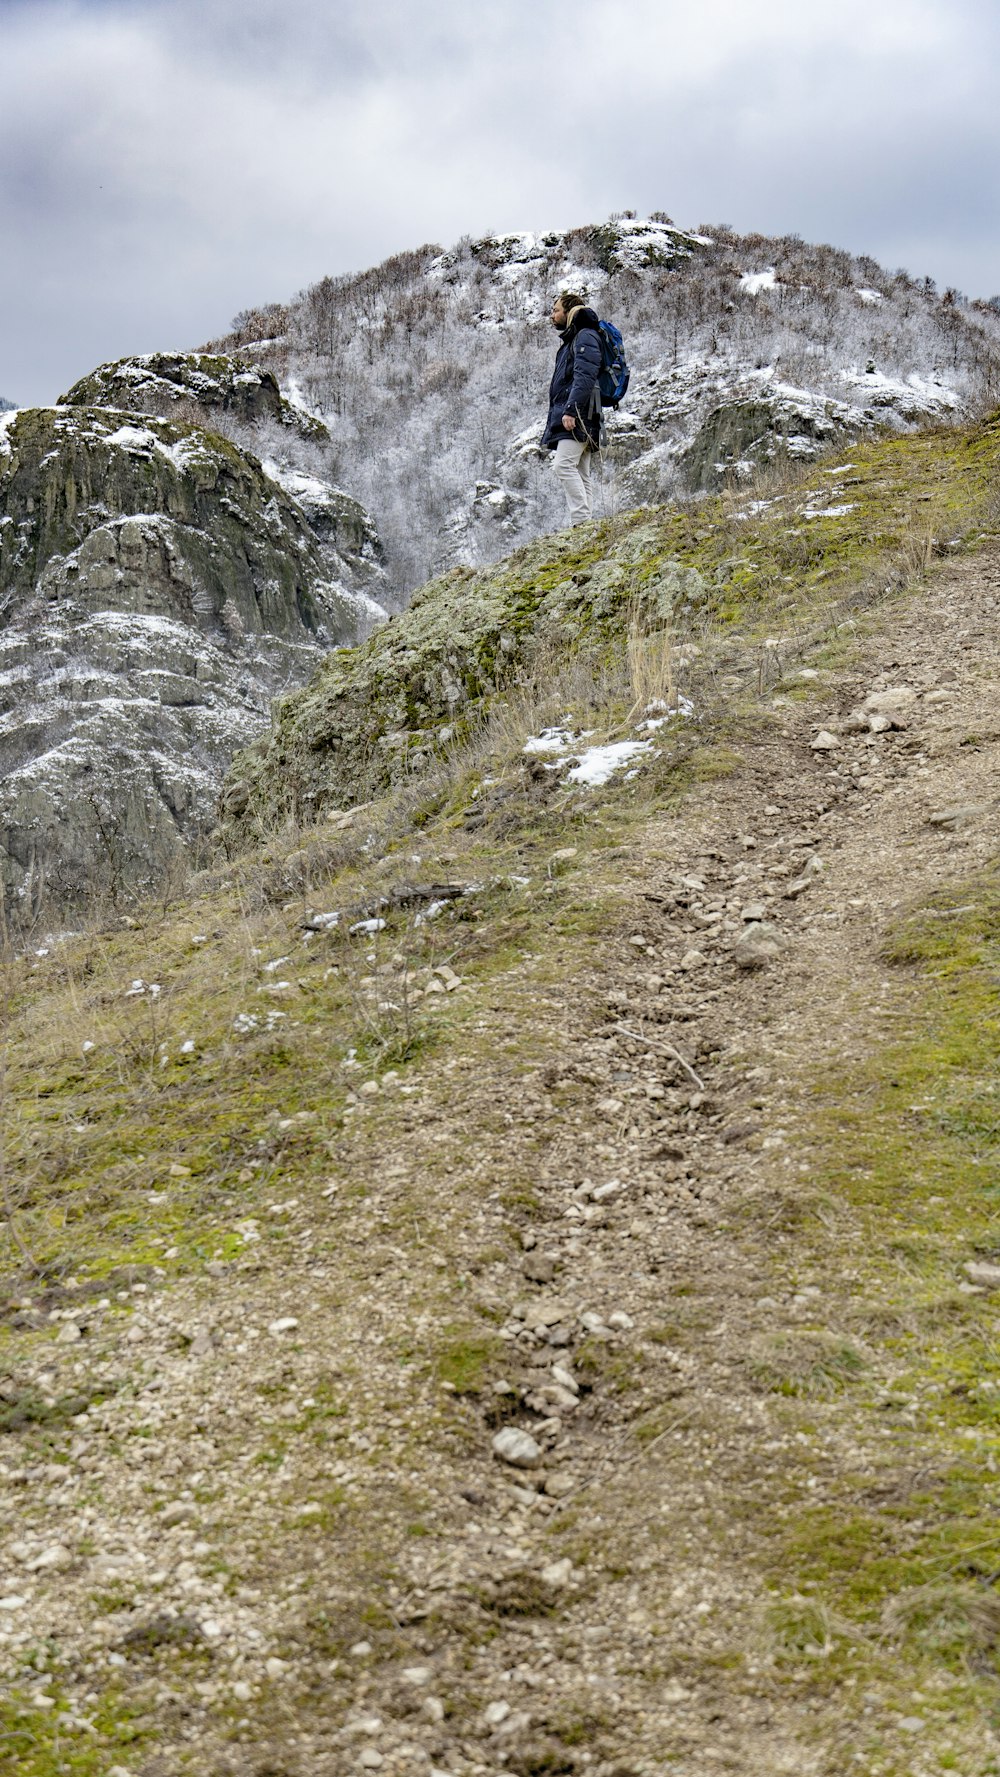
[434, 1326, 503, 1395]
[0, 1378, 119, 1435]
[746, 1330, 869, 1398]
[0, 1686, 148, 1776]
[755, 856, 1000, 1716]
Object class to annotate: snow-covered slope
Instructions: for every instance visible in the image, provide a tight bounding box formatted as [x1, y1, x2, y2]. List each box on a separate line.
[204, 215, 1000, 597]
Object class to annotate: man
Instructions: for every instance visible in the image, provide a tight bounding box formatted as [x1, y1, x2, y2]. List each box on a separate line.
[542, 291, 603, 527]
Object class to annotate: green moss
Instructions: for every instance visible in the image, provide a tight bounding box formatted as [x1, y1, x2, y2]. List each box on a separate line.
[0, 1379, 119, 1435]
[751, 854, 1000, 1717]
[747, 1330, 869, 1397]
[435, 1327, 503, 1395]
[0, 1685, 148, 1775]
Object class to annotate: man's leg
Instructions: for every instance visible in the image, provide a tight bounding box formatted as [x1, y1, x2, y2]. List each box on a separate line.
[578, 443, 593, 517]
[553, 438, 591, 525]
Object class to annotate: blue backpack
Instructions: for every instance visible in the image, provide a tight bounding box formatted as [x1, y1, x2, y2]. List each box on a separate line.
[597, 319, 629, 408]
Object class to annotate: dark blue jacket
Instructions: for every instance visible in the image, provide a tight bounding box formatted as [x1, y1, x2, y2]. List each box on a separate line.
[542, 307, 602, 450]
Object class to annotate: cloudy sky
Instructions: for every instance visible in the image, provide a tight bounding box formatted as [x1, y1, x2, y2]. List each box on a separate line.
[3, 0, 999, 406]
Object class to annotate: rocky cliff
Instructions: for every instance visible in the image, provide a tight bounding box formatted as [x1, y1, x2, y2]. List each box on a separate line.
[59, 350, 329, 442]
[0, 399, 385, 916]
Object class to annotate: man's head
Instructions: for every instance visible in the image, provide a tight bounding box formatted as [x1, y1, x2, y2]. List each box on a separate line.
[551, 290, 585, 331]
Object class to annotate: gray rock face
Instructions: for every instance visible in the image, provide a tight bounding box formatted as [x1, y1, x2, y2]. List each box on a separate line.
[59, 352, 327, 442]
[0, 403, 384, 918]
[680, 393, 845, 491]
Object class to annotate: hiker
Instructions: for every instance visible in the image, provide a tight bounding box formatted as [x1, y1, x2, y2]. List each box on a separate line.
[542, 291, 603, 526]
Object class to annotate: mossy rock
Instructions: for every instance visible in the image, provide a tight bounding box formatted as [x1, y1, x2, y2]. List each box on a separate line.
[219, 513, 706, 840]
[0, 404, 346, 638]
[680, 395, 849, 490]
[0, 404, 370, 916]
[59, 351, 329, 442]
[220, 409, 1000, 850]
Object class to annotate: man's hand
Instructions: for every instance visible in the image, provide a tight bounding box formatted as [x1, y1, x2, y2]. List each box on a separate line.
[561, 413, 577, 431]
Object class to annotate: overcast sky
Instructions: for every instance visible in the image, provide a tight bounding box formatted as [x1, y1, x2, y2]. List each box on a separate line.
[3, 0, 999, 406]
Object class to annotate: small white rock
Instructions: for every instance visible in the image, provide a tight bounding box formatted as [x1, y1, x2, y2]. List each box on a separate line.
[591, 1179, 622, 1203]
[964, 1262, 1000, 1287]
[267, 1317, 300, 1336]
[492, 1427, 542, 1469]
[484, 1700, 512, 1727]
[579, 1310, 607, 1332]
[551, 1365, 579, 1394]
[28, 1543, 72, 1572]
[541, 1558, 574, 1588]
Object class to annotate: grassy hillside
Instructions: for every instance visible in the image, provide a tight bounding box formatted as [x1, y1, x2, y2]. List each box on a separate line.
[3, 414, 1000, 1775]
[221, 411, 1000, 839]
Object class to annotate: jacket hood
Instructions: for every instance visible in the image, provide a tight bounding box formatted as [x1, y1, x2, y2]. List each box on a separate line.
[564, 304, 600, 334]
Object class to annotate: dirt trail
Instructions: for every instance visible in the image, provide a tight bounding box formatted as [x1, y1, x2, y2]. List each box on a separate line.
[4, 546, 1000, 1776]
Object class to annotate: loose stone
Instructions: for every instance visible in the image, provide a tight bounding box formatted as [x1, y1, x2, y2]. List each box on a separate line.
[734, 921, 786, 968]
[492, 1428, 542, 1469]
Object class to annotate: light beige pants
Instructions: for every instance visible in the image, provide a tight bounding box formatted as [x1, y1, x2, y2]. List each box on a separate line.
[553, 437, 593, 525]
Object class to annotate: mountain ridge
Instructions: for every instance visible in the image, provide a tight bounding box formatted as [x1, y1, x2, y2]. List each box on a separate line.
[201, 213, 1000, 597]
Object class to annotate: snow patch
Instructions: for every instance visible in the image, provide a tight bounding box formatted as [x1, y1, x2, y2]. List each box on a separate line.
[740, 270, 778, 296]
[523, 727, 583, 755]
[565, 741, 652, 786]
[105, 425, 159, 453]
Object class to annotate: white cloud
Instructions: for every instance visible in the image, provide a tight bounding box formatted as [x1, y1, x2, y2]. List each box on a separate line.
[2, 0, 999, 403]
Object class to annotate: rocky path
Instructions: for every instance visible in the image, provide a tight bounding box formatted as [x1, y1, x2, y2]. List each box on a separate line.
[3, 545, 1000, 1775]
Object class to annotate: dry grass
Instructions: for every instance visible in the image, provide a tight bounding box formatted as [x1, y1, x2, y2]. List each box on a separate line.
[625, 601, 676, 721]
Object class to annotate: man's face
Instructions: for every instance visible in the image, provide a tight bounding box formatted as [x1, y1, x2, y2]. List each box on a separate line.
[550, 299, 568, 330]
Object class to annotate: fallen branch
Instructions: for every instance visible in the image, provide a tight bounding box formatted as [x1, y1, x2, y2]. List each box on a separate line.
[612, 1022, 705, 1091]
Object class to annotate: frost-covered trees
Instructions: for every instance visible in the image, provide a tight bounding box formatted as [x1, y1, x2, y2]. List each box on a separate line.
[201, 218, 1000, 602]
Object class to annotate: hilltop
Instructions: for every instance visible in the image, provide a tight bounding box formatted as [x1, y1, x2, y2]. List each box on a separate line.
[4, 213, 1000, 920]
[2, 413, 1000, 1775]
[204, 214, 1000, 596]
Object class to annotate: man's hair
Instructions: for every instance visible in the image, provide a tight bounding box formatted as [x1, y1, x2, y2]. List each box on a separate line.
[556, 290, 587, 312]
